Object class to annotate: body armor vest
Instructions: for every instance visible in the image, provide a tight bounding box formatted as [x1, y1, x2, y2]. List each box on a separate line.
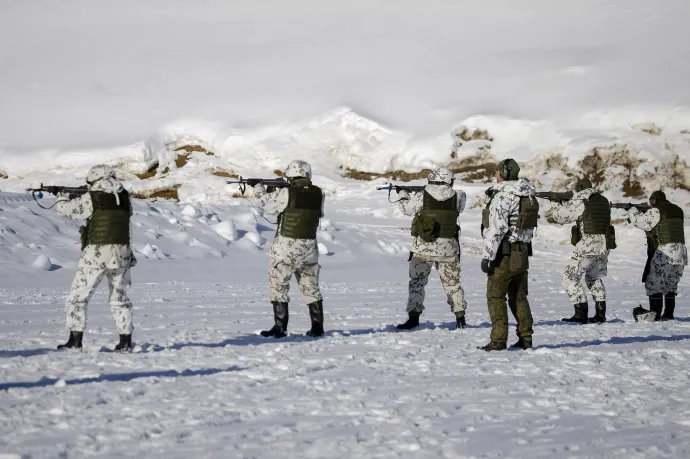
[581, 193, 610, 234]
[279, 179, 323, 239]
[417, 191, 459, 240]
[85, 190, 131, 246]
[652, 201, 685, 246]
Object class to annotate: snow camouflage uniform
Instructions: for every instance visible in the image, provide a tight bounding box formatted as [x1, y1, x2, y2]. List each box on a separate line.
[56, 165, 135, 350]
[628, 192, 687, 320]
[396, 168, 468, 328]
[551, 187, 610, 323]
[253, 160, 325, 337]
[481, 172, 537, 350]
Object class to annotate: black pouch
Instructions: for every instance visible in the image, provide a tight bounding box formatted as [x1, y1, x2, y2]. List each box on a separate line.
[606, 225, 617, 250]
[510, 243, 529, 274]
[570, 225, 581, 246]
[79, 221, 89, 251]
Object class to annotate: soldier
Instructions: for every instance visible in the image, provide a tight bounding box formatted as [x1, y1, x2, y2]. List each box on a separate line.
[253, 160, 325, 338]
[552, 178, 613, 324]
[395, 168, 468, 330]
[628, 191, 687, 321]
[55, 165, 136, 352]
[479, 159, 538, 351]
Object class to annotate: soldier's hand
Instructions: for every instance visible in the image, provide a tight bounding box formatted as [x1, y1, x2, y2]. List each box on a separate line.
[484, 188, 494, 197]
[549, 192, 562, 203]
[481, 259, 492, 274]
[397, 190, 410, 200]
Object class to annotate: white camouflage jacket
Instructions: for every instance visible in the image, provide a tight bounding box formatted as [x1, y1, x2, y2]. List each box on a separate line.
[56, 178, 134, 270]
[628, 207, 688, 265]
[552, 188, 608, 258]
[253, 184, 325, 265]
[398, 184, 467, 260]
[482, 178, 536, 261]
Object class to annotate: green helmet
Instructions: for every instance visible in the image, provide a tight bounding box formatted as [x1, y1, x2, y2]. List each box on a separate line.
[496, 158, 520, 181]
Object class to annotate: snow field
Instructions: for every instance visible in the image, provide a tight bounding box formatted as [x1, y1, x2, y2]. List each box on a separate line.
[2, 190, 690, 457]
[2, 257, 690, 458]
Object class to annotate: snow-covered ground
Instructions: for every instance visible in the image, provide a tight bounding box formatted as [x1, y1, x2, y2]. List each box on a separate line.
[2, 190, 690, 458]
[3, 0, 690, 457]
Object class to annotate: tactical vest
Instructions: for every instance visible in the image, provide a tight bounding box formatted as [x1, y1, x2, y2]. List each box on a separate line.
[581, 193, 610, 234]
[85, 190, 131, 246]
[279, 179, 323, 239]
[652, 201, 685, 246]
[482, 193, 538, 232]
[412, 191, 459, 242]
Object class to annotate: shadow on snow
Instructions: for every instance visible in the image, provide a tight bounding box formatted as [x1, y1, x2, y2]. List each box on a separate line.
[0, 348, 57, 358]
[0, 366, 245, 391]
[537, 334, 690, 350]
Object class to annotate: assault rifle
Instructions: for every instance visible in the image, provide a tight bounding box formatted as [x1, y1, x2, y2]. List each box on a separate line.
[26, 184, 89, 209]
[376, 184, 426, 202]
[534, 191, 573, 203]
[226, 177, 289, 196]
[611, 202, 651, 211]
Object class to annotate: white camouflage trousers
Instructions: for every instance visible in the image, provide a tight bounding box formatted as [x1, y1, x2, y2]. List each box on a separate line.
[562, 255, 607, 304]
[646, 251, 685, 296]
[269, 260, 322, 304]
[407, 255, 467, 314]
[65, 267, 133, 334]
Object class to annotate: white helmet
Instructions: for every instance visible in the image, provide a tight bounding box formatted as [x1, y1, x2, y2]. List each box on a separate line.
[428, 167, 454, 185]
[86, 164, 117, 185]
[285, 160, 312, 179]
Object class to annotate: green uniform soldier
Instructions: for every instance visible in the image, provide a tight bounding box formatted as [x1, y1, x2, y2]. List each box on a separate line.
[479, 159, 539, 351]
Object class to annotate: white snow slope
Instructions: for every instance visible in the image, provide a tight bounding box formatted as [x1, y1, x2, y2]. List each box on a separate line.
[3, 1, 690, 458]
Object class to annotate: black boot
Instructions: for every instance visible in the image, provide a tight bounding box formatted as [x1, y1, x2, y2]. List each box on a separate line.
[589, 301, 607, 323]
[397, 311, 421, 330]
[306, 300, 324, 337]
[510, 337, 532, 350]
[114, 334, 132, 352]
[57, 331, 83, 350]
[261, 302, 289, 338]
[634, 294, 663, 322]
[562, 302, 588, 324]
[662, 293, 676, 320]
[455, 313, 467, 329]
[478, 341, 507, 352]
[650, 293, 663, 321]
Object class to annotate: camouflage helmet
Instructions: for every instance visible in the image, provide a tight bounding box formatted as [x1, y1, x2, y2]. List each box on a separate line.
[574, 177, 593, 192]
[649, 190, 667, 207]
[285, 160, 312, 179]
[86, 164, 117, 185]
[428, 167, 454, 185]
[496, 158, 520, 181]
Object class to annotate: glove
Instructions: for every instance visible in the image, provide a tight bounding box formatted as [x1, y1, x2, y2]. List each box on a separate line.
[481, 259, 492, 274]
[252, 183, 266, 194]
[549, 192, 562, 203]
[397, 190, 410, 200]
